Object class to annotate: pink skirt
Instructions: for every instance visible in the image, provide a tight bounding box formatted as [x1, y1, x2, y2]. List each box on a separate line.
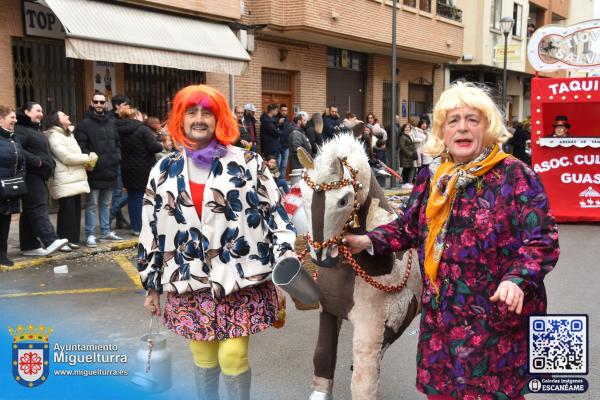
[163, 281, 279, 341]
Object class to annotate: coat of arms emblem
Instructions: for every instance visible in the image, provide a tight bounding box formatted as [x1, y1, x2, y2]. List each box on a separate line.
[9, 324, 52, 388]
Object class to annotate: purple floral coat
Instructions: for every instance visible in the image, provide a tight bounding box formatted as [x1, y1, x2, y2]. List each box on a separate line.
[367, 157, 559, 399]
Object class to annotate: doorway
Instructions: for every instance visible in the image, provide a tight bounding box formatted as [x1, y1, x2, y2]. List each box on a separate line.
[261, 68, 295, 159]
[261, 69, 295, 114]
[12, 37, 85, 121]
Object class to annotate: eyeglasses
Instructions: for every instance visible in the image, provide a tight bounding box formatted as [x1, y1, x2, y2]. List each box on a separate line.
[93, 100, 106, 105]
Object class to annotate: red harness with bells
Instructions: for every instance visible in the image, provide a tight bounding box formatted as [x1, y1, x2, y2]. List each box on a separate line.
[300, 157, 413, 294]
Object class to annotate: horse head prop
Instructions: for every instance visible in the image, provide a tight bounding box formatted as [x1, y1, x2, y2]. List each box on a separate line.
[296, 134, 422, 400]
[297, 134, 374, 268]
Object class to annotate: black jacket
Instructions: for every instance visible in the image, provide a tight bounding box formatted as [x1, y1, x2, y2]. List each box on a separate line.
[14, 113, 55, 180]
[116, 118, 163, 191]
[277, 114, 291, 150]
[288, 127, 311, 170]
[259, 112, 281, 157]
[322, 114, 340, 142]
[235, 120, 252, 148]
[0, 128, 26, 214]
[510, 125, 531, 165]
[75, 109, 121, 189]
[305, 122, 323, 156]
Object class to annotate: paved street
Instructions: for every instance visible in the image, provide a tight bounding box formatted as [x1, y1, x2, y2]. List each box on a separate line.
[1, 224, 599, 399]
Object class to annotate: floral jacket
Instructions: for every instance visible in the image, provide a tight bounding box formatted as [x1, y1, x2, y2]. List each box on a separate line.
[137, 146, 296, 299]
[367, 157, 559, 399]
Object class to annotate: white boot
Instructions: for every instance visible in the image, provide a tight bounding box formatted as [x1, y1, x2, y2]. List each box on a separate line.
[309, 391, 333, 400]
[222, 369, 250, 400]
[194, 366, 220, 400]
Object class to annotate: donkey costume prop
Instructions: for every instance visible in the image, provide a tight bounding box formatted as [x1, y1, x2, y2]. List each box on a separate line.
[297, 135, 422, 400]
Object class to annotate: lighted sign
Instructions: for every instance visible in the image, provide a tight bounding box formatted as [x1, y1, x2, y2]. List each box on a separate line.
[527, 19, 600, 72]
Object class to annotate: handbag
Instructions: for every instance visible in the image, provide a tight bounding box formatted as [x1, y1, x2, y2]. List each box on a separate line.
[0, 175, 27, 198]
[0, 140, 28, 198]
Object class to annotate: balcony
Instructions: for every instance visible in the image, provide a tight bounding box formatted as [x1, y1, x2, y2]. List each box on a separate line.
[436, 1, 462, 22]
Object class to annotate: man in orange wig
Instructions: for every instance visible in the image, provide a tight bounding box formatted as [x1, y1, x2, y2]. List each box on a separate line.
[139, 85, 296, 400]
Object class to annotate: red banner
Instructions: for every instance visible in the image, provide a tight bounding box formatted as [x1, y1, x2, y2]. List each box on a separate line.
[530, 77, 600, 222]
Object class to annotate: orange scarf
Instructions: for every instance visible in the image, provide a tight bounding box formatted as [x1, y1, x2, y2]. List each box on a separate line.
[424, 145, 509, 294]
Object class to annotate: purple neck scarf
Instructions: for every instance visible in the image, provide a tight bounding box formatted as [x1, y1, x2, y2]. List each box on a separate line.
[185, 138, 228, 169]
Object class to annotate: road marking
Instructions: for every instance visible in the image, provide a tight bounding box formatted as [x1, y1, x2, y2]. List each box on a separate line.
[0, 239, 138, 273]
[114, 254, 144, 289]
[0, 287, 138, 298]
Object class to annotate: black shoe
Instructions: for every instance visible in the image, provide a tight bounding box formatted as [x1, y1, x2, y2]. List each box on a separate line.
[115, 217, 131, 230]
[0, 257, 14, 267]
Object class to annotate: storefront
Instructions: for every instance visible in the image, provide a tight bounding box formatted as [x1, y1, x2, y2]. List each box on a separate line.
[4, 0, 249, 120]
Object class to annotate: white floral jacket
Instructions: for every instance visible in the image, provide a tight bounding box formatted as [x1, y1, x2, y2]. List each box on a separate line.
[137, 146, 296, 298]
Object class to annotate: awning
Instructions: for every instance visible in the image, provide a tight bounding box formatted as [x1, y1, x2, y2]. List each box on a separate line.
[42, 0, 249, 75]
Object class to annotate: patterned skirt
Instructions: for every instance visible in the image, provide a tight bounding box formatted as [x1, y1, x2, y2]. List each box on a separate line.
[163, 281, 280, 341]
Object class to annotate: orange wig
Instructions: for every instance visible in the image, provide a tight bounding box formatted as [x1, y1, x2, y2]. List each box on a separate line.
[168, 84, 239, 149]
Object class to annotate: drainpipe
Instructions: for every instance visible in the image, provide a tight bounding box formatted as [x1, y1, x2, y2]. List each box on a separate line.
[229, 75, 235, 109]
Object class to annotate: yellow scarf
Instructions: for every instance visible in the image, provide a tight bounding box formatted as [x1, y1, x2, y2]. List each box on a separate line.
[424, 145, 509, 294]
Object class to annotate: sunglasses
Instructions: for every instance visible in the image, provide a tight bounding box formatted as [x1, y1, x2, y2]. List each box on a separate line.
[93, 100, 106, 105]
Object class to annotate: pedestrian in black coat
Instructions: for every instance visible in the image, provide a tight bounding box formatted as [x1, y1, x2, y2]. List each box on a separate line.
[0, 106, 25, 266]
[259, 104, 281, 157]
[115, 109, 162, 235]
[15, 102, 67, 256]
[277, 104, 291, 173]
[509, 123, 531, 165]
[75, 108, 121, 190]
[15, 110, 55, 180]
[75, 92, 123, 246]
[322, 106, 341, 142]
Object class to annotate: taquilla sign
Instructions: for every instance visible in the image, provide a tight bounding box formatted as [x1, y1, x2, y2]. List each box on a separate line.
[528, 19, 600, 72]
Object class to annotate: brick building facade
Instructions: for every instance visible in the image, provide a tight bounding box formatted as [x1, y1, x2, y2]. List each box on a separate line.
[206, 0, 463, 128]
[1, 0, 463, 130]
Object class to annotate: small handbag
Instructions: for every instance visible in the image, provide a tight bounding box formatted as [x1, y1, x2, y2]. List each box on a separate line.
[0, 175, 27, 198]
[0, 139, 28, 198]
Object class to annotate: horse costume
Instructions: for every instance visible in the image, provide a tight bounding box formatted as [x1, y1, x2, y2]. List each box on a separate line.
[297, 135, 422, 400]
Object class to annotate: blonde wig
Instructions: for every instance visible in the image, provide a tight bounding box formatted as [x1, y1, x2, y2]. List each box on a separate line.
[424, 81, 511, 158]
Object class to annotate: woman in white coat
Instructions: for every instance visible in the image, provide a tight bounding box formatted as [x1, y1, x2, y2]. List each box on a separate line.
[46, 111, 97, 249]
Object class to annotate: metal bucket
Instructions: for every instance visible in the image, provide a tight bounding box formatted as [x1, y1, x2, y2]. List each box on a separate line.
[272, 257, 321, 305]
[289, 168, 304, 186]
[131, 315, 172, 393]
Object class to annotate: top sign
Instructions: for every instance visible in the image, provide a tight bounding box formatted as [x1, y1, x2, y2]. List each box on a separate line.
[527, 19, 600, 72]
[23, 1, 65, 40]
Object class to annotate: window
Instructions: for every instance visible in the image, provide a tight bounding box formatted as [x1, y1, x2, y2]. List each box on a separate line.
[513, 3, 523, 37]
[327, 48, 366, 71]
[419, 0, 432, 13]
[490, 0, 502, 30]
[125, 65, 204, 120]
[408, 83, 433, 118]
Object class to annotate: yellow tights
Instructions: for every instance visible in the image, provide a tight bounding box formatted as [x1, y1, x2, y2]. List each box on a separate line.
[189, 336, 249, 376]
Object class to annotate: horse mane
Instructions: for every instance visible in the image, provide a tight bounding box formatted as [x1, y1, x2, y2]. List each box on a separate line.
[313, 134, 371, 204]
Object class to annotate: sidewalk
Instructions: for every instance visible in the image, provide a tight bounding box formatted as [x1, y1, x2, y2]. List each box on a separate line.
[1, 212, 138, 272]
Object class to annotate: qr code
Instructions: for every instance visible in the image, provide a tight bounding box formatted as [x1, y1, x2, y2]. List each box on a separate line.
[529, 315, 588, 374]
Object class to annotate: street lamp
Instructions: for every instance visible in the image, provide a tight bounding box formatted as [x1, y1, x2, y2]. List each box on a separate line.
[500, 16, 515, 117]
[391, 0, 398, 187]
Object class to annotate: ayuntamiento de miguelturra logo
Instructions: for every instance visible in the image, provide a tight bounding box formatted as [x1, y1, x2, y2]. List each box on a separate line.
[9, 324, 52, 388]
